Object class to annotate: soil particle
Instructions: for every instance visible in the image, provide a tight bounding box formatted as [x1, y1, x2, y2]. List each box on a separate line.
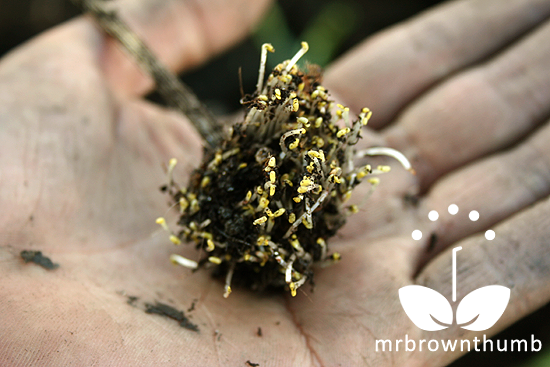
[144, 301, 199, 332]
[20, 250, 59, 270]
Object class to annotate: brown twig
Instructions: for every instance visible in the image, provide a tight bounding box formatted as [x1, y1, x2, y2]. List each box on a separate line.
[72, 0, 223, 148]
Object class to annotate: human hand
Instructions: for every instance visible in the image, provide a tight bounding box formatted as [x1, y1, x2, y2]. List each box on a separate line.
[1, 0, 550, 366]
[318, 0, 550, 365]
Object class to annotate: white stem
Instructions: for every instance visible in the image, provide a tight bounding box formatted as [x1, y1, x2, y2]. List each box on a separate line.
[452, 246, 462, 302]
[256, 43, 274, 94]
[357, 147, 415, 174]
[170, 254, 198, 269]
[285, 42, 309, 72]
[167, 158, 177, 184]
[285, 261, 294, 283]
[224, 264, 235, 298]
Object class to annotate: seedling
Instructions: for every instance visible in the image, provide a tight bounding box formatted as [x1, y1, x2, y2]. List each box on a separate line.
[159, 43, 413, 297]
[75, 0, 413, 298]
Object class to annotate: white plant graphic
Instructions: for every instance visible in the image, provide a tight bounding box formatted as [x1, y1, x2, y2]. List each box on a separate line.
[401, 208, 510, 332]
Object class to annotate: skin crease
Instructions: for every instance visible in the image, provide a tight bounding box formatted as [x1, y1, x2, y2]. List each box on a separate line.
[0, 0, 550, 365]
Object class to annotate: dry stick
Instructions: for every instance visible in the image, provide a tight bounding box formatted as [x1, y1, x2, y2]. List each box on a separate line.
[72, 0, 223, 148]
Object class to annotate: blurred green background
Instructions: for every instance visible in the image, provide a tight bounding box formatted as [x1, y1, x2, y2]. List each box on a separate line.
[0, 0, 548, 365]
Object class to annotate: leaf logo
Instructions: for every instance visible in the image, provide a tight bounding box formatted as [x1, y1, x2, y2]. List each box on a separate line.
[399, 247, 510, 331]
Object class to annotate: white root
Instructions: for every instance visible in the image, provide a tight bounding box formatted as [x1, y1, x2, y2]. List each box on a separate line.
[356, 147, 415, 174]
[170, 254, 198, 269]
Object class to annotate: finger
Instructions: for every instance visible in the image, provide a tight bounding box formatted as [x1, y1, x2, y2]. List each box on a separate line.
[100, 0, 272, 97]
[383, 18, 550, 188]
[414, 197, 550, 366]
[323, 0, 550, 129]
[418, 118, 550, 259]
